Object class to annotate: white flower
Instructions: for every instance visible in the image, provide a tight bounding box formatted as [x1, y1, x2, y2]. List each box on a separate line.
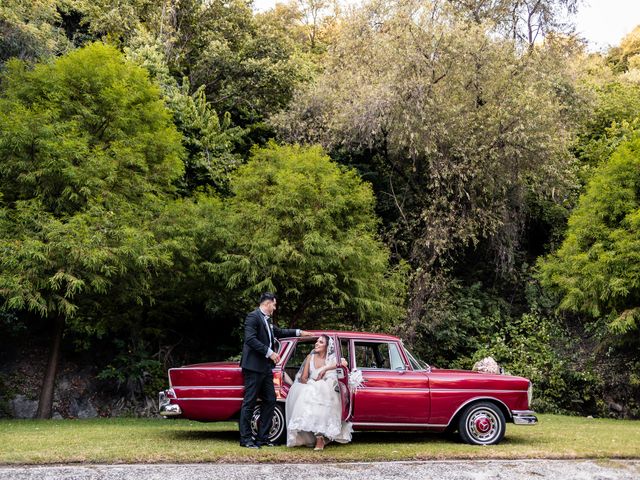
[348, 369, 365, 389]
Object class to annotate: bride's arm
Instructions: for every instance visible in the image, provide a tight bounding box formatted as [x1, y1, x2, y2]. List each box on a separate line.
[316, 359, 338, 380]
[300, 355, 311, 384]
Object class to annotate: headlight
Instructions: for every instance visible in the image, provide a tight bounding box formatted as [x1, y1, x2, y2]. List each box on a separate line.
[527, 382, 533, 407]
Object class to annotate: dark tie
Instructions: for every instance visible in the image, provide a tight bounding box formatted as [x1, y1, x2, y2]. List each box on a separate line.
[265, 316, 273, 347]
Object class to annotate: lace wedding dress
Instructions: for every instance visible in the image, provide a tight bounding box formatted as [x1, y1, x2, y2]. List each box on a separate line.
[285, 352, 353, 447]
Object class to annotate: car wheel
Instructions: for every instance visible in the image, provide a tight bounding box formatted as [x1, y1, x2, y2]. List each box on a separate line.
[250, 403, 287, 445]
[457, 401, 506, 445]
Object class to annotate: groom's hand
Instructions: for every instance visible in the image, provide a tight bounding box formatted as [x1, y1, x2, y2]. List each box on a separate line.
[300, 330, 313, 337]
[269, 352, 281, 363]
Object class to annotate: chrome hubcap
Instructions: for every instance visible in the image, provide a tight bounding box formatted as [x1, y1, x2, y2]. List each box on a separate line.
[467, 409, 499, 443]
[250, 406, 284, 442]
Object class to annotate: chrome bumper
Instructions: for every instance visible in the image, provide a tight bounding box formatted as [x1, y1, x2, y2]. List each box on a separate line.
[512, 410, 538, 425]
[159, 390, 182, 417]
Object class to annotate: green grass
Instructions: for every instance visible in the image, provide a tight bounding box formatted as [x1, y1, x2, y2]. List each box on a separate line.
[0, 414, 638, 464]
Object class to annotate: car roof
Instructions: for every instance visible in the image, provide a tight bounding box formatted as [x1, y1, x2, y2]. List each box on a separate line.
[281, 330, 402, 342]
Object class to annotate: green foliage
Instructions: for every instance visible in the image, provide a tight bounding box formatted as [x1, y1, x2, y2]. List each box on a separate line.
[65, 0, 158, 46]
[407, 275, 603, 414]
[473, 312, 602, 414]
[257, 0, 338, 56]
[209, 143, 407, 329]
[606, 25, 640, 74]
[124, 34, 246, 194]
[539, 136, 640, 338]
[408, 281, 506, 368]
[167, 83, 245, 193]
[186, 0, 314, 125]
[449, 0, 579, 48]
[574, 81, 640, 178]
[0, 43, 184, 327]
[0, 0, 72, 63]
[0, 0, 638, 419]
[274, 1, 580, 361]
[71, 0, 314, 127]
[97, 339, 166, 400]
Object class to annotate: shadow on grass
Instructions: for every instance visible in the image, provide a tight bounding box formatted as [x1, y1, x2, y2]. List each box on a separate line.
[354, 431, 448, 443]
[166, 427, 535, 447]
[169, 429, 239, 442]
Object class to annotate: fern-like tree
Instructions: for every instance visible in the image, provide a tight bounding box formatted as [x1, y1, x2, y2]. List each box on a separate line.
[209, 143, 406, 330]
[539, 135, 640, 339]
[0, 43, 184, 418]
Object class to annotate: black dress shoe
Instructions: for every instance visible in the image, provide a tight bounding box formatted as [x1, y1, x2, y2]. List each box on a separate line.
[257, 441, 277, 447]
[240, 442, 260, 449]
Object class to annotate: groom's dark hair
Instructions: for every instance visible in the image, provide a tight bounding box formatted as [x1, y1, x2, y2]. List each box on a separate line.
[260, 292, 276, 304]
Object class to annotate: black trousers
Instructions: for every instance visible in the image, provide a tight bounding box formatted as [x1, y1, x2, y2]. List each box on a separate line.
[239, 369, 276, 445]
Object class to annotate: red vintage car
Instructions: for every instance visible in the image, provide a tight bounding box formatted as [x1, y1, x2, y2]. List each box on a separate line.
[158, 331, 537, 445]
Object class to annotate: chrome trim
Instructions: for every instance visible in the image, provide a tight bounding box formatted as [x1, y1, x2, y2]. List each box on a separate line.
[176, 397, 244, 401]
[159, 403, 182, 416]
[168, 367, 241, 371]
[512, 410, 538, 425]
[356, 366, 402, 373]
[356, 387, 431, 393]
[159, 390, 182, 417]
[172, 385, 244, 390]
[352, 421, 447, 428]
[431, 389, 527, 394]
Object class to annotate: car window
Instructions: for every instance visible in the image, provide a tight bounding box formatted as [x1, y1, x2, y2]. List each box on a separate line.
[339, 338, 352, 370]
[283, 338, 316, 383]
[404, 346, 430, 371]
[353, 341, 404, 370]
[286, 338, 315, 367]
[389, 343, 405, 370]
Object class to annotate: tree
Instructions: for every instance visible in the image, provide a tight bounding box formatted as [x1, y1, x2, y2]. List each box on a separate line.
[273, 0, 578, 331]
[0, 43, 184, 418]
[539, 135, 640, 338]
[124, 33, 246, 194]
[0, 0, 72, 63]
[607, 25, 640, 74]
[208, 143, 406, 329]
[571, 46, 640, 180]
[257, 0, 339, 58]
[448, 0, 579, 49]
[186, 0, 313, 126]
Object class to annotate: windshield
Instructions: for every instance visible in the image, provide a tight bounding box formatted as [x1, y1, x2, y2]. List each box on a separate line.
[403, 345, 431, 371]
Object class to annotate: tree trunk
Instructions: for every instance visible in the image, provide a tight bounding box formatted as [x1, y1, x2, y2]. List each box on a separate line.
[36, 315, 65, 419]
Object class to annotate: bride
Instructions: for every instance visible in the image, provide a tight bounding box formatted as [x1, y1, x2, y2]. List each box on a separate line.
[285, 334, 353, 450]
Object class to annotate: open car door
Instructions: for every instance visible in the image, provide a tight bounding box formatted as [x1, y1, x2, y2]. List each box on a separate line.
[336, 364, 352, 422]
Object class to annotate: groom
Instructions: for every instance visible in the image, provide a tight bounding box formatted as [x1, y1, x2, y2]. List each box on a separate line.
[239, 292, 311, 448]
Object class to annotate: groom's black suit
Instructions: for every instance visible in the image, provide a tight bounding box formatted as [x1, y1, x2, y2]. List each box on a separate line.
[239, 308, 297, 446]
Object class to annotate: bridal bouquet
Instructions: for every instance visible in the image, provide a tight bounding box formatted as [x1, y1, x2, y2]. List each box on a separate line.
[348, 369, 365, 389]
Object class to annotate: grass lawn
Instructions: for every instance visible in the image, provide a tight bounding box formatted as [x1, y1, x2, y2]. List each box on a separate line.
[0, 414, 639, 464]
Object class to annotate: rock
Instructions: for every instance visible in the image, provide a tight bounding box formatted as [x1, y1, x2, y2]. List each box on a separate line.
[472, 356, 501, 374]
[609, 402, 624, 413]
[68, 397, 98, 418]
[10, 395, 38, 419]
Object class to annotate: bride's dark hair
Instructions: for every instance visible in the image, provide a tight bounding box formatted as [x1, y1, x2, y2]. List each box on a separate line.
[312, 334, 331, 355]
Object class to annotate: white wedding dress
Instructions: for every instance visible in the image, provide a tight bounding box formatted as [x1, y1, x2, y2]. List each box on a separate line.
[285, 352, 353, 447]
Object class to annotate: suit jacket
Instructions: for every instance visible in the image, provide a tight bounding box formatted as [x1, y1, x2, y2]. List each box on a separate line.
[240, 308, 298, 373]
